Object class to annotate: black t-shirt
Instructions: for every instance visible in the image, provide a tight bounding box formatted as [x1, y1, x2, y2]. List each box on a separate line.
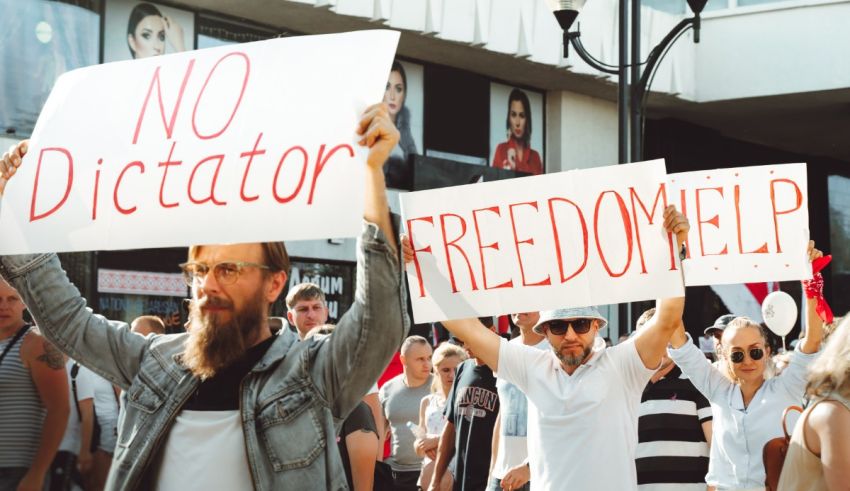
[182, 336, 276, 411]
[445, 359, 499, 491]
[338, 401, 378, 489]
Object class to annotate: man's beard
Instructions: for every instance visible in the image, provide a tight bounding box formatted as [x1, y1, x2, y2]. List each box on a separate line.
[554, 343, 592, 367]
[182, 292, 266, 380]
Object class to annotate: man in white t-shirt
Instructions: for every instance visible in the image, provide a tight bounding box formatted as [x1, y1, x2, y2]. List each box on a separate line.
[487, 312, 547, 491]
[440, 205, 689, 490]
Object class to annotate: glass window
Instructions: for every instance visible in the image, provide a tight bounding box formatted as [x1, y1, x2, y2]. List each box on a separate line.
[424, 64, 490, 165]
[643, 0, 688, 14]
[643, 0, 728, 14]
[0, 0, 100, 137]
[736, 0, 786, 6]
[828, 175, 850, 315]
[196, 16, 280, 50]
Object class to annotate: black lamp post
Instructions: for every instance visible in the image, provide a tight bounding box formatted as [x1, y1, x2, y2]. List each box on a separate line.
[547, 0, 706, 335]
[547, 0, 707, 164]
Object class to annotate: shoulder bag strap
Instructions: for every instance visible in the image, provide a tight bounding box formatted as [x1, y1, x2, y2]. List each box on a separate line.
[781, 405, 804, 439]
[0, 325, 30, 367]
[71, 362, 82, 422]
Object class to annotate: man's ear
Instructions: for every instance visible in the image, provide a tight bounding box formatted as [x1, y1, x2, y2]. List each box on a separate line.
[266, 271, 287, 303]
[286, 310, 295, 326]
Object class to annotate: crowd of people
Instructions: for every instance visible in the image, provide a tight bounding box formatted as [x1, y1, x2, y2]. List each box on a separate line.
[0, 103, 848, 491]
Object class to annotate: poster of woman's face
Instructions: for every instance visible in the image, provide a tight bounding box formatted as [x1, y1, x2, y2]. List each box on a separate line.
[382, 59, 423, 189]
[104, 0, 194, 62]
[489, 83, 545, 175]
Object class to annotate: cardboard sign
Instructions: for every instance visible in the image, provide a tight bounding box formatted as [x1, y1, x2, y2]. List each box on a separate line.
[668, 163, 810, 286]
[0, 30, 400, 253]
[401, 160, 686, 323]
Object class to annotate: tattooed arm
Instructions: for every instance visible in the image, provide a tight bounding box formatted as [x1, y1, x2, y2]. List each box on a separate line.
[19, 329, 70, 491]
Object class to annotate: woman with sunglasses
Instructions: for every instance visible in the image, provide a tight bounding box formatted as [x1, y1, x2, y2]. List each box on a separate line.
[667, 242, 826, 490]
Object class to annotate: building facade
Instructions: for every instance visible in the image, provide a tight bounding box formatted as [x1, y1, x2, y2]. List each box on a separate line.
[2, 0, 848, 339]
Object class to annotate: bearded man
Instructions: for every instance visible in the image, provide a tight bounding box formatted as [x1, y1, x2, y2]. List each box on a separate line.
[0, 103, 407, 490]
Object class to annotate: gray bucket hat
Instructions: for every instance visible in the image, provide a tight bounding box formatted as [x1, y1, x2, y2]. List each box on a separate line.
[532, 306, 608, 334]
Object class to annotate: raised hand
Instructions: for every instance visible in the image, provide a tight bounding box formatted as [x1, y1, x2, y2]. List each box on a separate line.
[357, 103, 400, 171]
[0, 140, 29, 196]
[662, 205, 690, 248]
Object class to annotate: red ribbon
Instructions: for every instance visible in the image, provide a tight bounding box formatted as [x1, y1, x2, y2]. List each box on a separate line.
[802, 255, 833, 324]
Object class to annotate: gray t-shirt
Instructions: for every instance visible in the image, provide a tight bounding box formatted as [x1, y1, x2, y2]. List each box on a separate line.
[379, 373, 433, 472]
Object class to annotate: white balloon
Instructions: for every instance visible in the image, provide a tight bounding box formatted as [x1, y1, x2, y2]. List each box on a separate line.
[762, 291, 798, 337]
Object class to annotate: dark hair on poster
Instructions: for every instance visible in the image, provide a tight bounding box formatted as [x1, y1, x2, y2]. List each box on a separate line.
[123, 1, 187, 59]
[490, 85, 543, 175]
[506, 88, 532, 148]
[383, 59, 421, 188]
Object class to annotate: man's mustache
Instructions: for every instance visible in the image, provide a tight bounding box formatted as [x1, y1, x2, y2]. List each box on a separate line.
[196, 296, 234, 310]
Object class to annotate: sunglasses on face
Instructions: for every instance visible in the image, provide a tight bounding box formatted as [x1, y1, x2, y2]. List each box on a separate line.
[546, 319, 594, 336]
[729, 348, 765, 364]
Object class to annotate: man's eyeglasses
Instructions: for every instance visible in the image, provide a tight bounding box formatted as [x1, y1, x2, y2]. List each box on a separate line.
[179, 261, 270, 286]
[546, 319, 594, 336]
[729, 348, 765, 364]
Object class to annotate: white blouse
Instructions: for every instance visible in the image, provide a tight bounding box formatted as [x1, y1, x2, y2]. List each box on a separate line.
[668, 335, 819, 490]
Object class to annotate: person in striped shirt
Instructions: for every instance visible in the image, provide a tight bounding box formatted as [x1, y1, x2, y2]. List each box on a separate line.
[0, 279, 70, 491]
[635, 308, 713, 490]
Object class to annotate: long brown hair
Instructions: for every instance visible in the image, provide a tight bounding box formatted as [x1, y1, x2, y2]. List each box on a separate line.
[806, 316, 850, 400]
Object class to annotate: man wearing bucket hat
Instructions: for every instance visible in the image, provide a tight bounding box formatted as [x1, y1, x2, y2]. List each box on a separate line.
[439, 205, 690, 491]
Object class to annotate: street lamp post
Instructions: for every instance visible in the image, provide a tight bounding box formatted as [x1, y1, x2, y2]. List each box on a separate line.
[547, 0, 707, 335]
[548, 0, 706, 163]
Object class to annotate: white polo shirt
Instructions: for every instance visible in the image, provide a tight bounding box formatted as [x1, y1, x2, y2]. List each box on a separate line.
[497, 336, 655, 491]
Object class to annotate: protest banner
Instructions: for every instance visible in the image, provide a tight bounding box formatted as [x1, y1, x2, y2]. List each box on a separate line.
[401, 160, 686, 323]
[667, 163, 810, 286]
[0, 30, 400, 254]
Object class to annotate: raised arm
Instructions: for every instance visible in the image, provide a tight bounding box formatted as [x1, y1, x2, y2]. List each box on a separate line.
[799, 241, 826, 354]
[441, 318, 501, 371]
[359, 103, 399, 252]
[0, 139, 26, 196]
[311, 103, 407, 416]
[0, 143, 150, 389]
[668, 321, 733, 401]
[633, 205, 689, 369]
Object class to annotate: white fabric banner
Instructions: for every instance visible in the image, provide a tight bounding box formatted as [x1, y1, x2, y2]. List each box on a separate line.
[401, 160, 686, 323]
[667, 163, 811, 286]
[0, 30, 400, 253]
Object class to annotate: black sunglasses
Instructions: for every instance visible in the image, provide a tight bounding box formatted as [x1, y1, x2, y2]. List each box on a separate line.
[729, 348, 765, 364]
[546, 319, 594, 336]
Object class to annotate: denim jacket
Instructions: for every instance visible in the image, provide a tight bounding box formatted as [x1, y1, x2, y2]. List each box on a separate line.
[0, 220, 409, 490]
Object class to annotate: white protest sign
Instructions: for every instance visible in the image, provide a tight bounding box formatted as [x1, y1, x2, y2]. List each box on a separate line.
[400, 160, 685, 323]
[667, 163, 810, 286]
[0, 30, 400, 254]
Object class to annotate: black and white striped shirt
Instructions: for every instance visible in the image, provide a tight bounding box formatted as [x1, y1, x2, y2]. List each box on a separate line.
[0, 326, 46, 468]
[636, 365, 712, 490]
